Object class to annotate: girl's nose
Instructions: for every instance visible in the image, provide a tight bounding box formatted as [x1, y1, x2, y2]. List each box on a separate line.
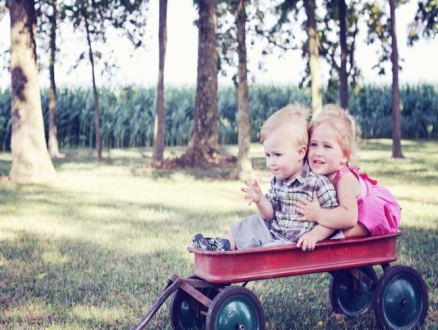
[314, 147, 322, 156]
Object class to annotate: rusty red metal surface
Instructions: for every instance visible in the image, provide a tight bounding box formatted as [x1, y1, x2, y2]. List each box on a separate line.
[187, 231, 402, 284]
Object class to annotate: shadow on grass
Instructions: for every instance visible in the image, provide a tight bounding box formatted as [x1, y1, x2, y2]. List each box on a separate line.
[1, 142, 437, 329]
[0, 186, 249, 237]
[1, 226, 437, 329]
[0, 230, 193, 329]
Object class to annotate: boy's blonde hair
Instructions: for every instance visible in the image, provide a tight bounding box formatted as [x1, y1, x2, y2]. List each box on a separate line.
[260, 103, 311, 147]
[309, 104, 360, 162]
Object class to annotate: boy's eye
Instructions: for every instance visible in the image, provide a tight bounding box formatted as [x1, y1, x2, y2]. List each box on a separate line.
[275, 153, 281, 157]
[310, 142, 317, 147]
[324, 144, 331, 149]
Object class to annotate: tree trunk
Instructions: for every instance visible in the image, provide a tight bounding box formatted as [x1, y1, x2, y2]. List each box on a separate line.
[153, 0, 167, 162]
[389, 0, 404, 158]
[177, 0, 231, 167]
[48, 0, 60, 159]
[236, 0, 252, 180]
[9, 0, 56, 182]
[338, 0, 349, 109]
[84, 15, 102, 162]
[304, 0, 322, 117]
[192, 0, 218, 149]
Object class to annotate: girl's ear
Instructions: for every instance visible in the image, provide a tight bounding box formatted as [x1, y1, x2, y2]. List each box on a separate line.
[342, 151, 350, 164]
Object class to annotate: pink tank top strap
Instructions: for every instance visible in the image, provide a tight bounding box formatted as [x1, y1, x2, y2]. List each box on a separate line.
[333, 166, 360, 188]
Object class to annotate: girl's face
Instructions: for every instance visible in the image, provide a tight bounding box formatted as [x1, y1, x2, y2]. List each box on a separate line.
[307, 123, 348, 182]
[263, 129, 307, 182]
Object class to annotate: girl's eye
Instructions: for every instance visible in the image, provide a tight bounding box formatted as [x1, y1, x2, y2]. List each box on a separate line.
[275, 153, 281, 157]
[324, 144, 331, 149]
[310, 142, 317, 147]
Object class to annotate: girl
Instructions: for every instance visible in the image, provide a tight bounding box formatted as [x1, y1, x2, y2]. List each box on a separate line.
[295, 104, 401, 238]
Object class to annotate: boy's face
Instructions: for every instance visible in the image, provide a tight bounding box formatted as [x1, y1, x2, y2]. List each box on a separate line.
[308, 123, 348, 182]
[263, 129, 307, 181]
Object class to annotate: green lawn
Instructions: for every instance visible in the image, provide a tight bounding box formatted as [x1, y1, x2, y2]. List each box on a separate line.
[0, 139, 437, 329]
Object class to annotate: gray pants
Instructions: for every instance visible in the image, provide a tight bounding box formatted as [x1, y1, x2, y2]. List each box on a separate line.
[230, 215, 344, 250]
[230, 215, 292, 250]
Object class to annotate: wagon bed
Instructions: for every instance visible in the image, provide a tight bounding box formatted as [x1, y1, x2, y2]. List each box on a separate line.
[188, 231, 401, 284]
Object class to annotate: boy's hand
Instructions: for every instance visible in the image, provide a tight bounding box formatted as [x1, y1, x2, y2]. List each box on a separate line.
[296, 231, 319, 251]
[295, 191, 321, 222]
[241, 179, 262, 206]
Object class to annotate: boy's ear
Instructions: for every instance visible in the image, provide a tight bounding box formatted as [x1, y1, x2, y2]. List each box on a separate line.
[298, 144, 307, 158]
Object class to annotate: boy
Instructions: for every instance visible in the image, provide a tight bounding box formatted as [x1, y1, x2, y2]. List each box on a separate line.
[193, 103, 338, 251]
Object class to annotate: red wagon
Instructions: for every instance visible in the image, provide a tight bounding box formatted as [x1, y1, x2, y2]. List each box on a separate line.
[132, 231, 428, 330]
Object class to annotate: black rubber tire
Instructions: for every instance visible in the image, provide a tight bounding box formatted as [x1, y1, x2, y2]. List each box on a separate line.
[373, 265, 429, 330]
[169, 276, 219, 330]
[329, 266, 378, 317]
[205, 286, 265, 330]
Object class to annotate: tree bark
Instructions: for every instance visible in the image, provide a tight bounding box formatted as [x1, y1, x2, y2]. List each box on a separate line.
[338, 0, 349, 109]
[236, 0, 252, 180]
[304, 0, 322, 116]
[9, 0, 56, 182]
[389, 0, 404, 158]
[48, 0, 60, 159]
[177, 0, 231, 167]
[153, 0, 168, 162]
[192, 0, 218, 149]
[84, 14, 102, 162]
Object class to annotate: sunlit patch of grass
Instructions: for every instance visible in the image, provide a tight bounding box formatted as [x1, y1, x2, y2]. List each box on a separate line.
[1, 140, 437, 329]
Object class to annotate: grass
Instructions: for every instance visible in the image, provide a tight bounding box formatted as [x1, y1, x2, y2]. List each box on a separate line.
[0, 139, 437, 329]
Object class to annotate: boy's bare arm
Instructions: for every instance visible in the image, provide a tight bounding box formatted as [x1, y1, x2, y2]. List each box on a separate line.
[255, 195, 275, 220]
[241, 179, 275, 220]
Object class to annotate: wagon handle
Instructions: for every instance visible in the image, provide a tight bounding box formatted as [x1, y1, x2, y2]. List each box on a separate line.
[131, 274, 182, 330]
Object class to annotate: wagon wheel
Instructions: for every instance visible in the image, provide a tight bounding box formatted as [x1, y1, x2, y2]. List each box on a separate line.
[205, 286, 265, 330]
[373, 265, 428, 330]
[329, 266, 378, 317]
[169, 276, 219, 330]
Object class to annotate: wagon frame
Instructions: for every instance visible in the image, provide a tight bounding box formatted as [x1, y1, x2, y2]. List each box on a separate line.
[132, 231, 428, 330]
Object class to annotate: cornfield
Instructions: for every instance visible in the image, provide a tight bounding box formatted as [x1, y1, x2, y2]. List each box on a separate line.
[0, 84, 437, 151]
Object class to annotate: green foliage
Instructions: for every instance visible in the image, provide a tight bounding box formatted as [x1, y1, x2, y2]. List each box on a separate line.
[0, 88, 11, 151]
[349, 84, 438, 139]
[408, 0, 438, 44]
[0, 84, 437, 151]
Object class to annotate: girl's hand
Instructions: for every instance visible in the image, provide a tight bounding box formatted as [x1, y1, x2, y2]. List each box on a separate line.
[294, 191, 321, 222]
[241, 179, 262, 206]
[296, 231, 319, 251]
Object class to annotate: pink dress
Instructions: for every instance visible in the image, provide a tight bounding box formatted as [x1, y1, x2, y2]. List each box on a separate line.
[333, 166, 401, 235]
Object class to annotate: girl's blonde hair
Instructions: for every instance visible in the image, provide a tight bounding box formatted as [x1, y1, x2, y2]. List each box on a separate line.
[260, 103, 311, 147]
[309, 104, 360, 162]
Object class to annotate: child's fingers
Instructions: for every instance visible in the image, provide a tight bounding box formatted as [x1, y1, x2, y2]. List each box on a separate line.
[313, 191, 318, 200]
[297, 198, 308, 206]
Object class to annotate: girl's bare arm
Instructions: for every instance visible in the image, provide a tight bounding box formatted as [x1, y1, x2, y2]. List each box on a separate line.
[295, 172, 360, 229]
